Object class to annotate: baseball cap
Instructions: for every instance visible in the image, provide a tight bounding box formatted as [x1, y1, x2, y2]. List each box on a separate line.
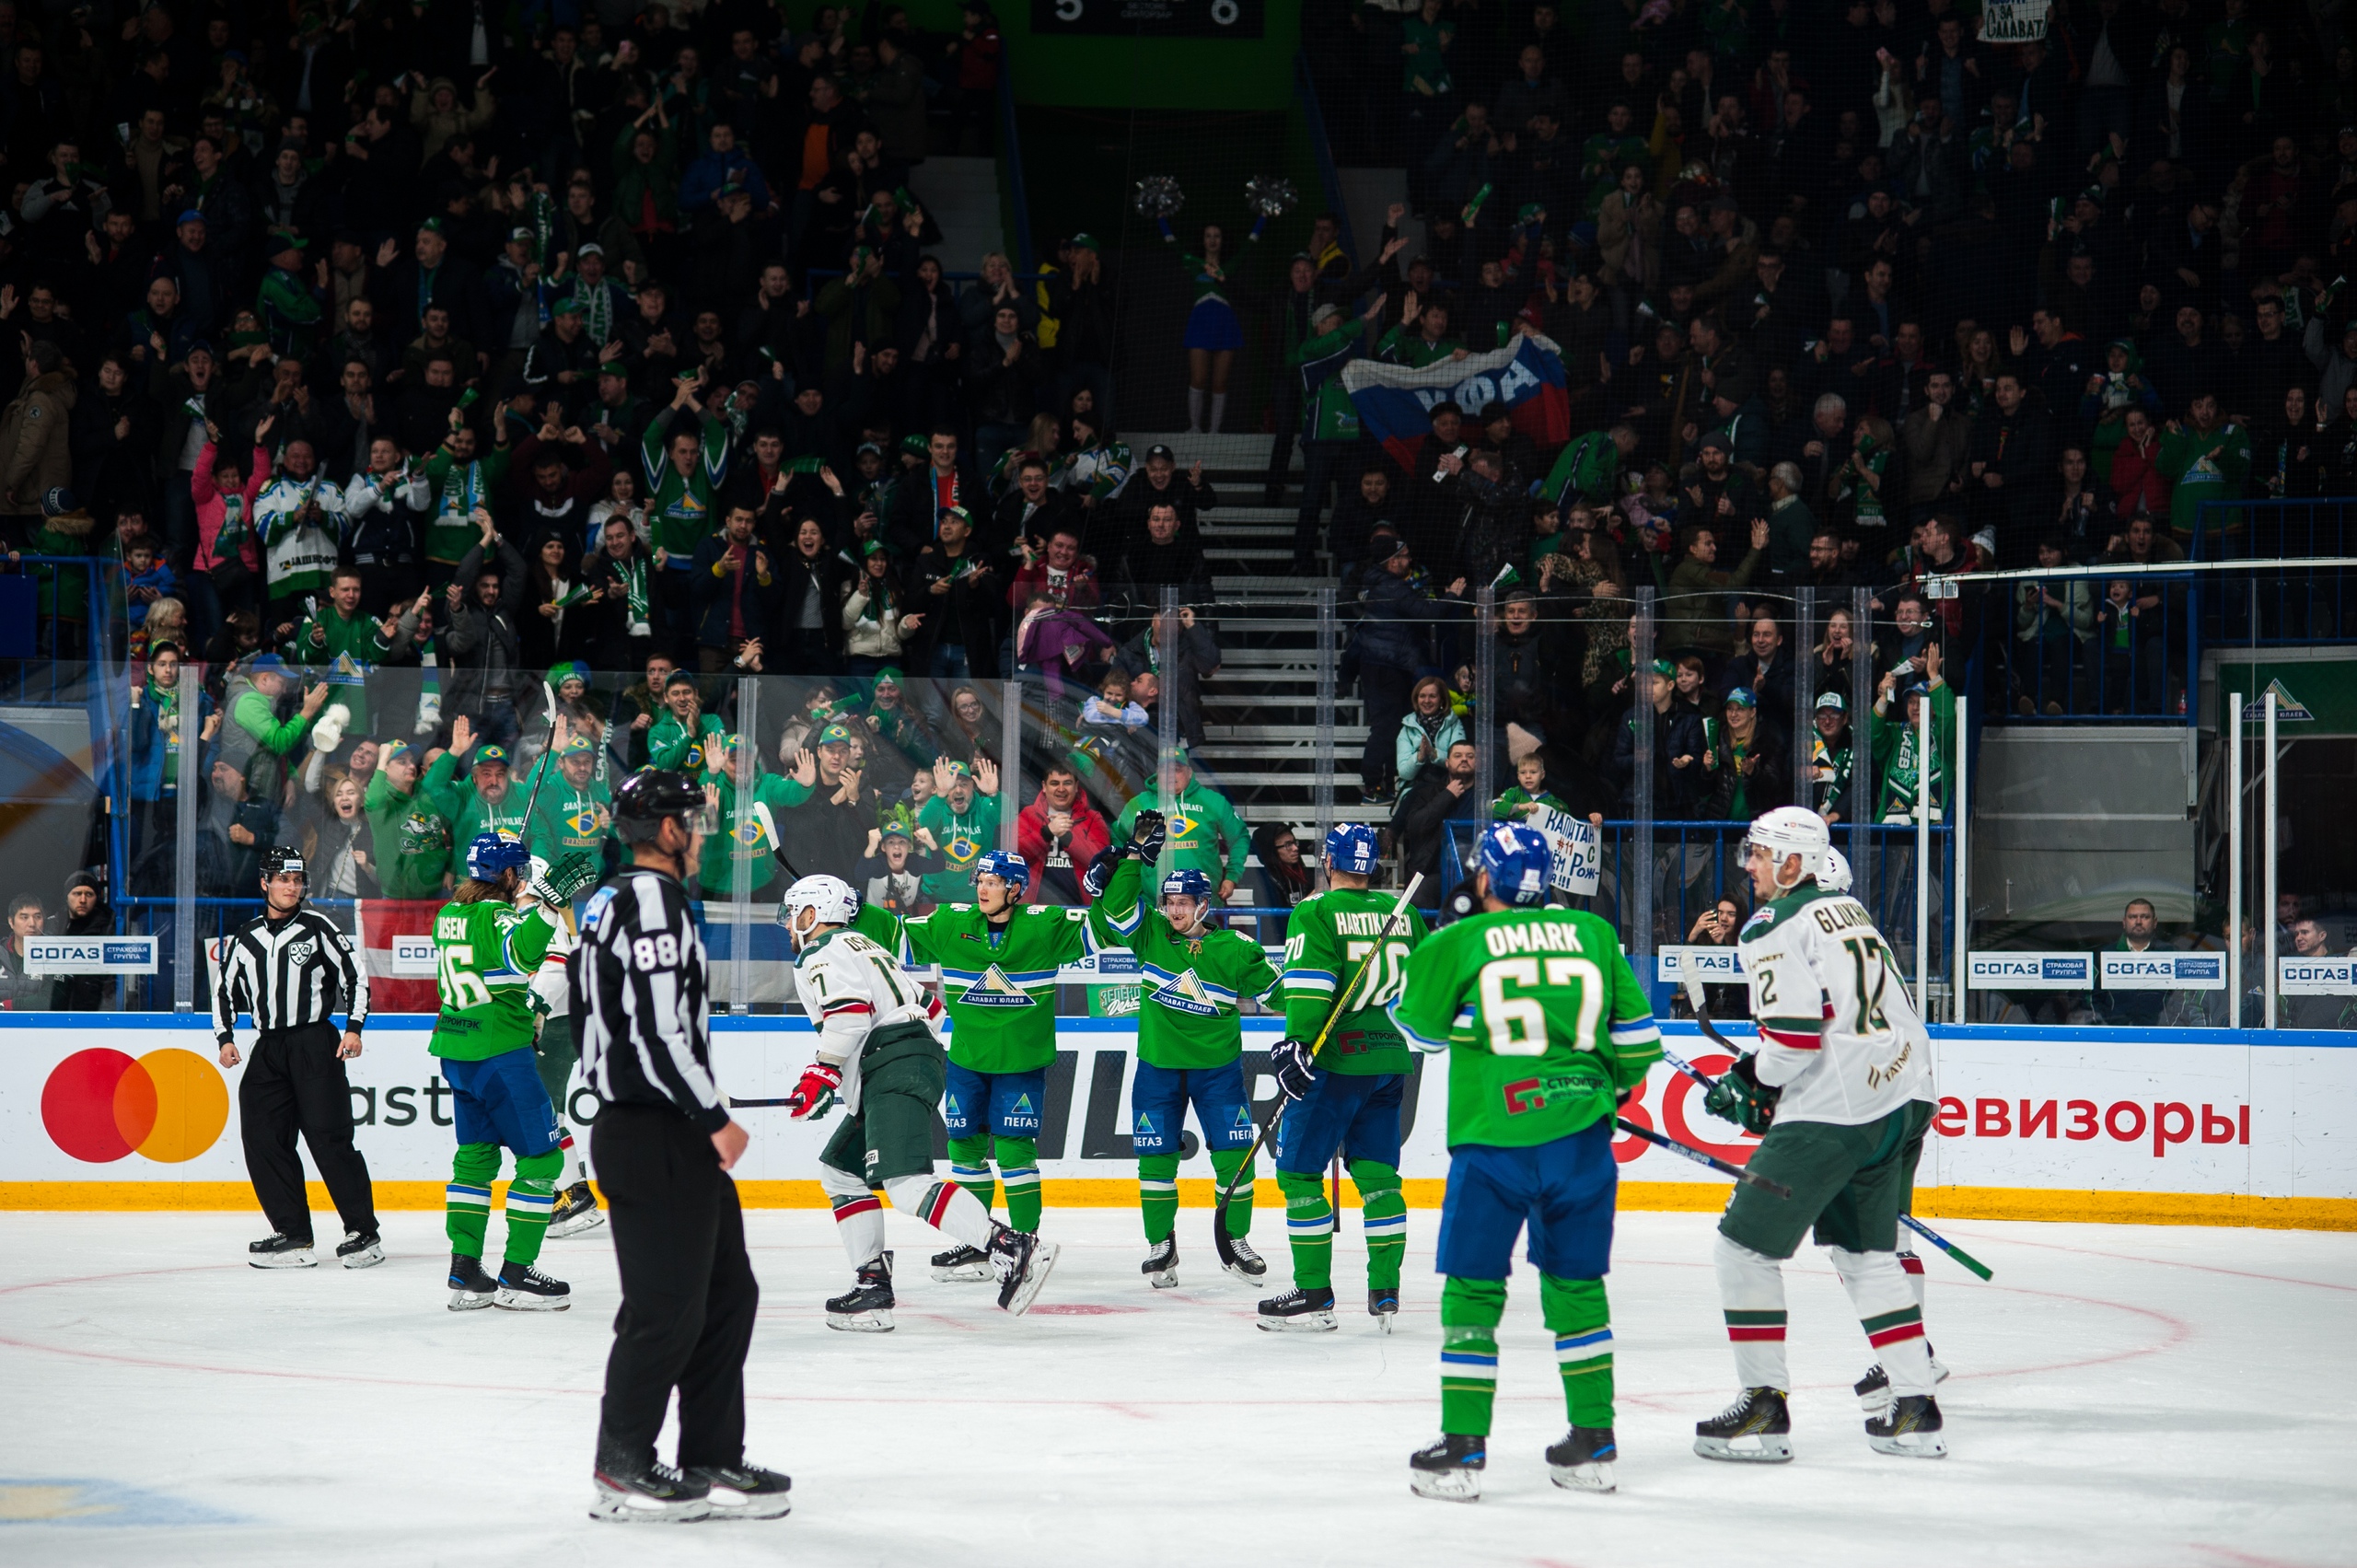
[1070, 232, 1099, 250]
[1649, 657, 1676, 678]
[511, 226, 534, 241]
[577, 241, 605, 257]
[176, 208, 206, 226]
[380, 739, 413, 761]
[552, 296, 583, 316]
[472, 744, 510, 767]
[1144, 443, 1177, 463]
[818, 722, 854, 747]
[664, 668, 700, 691]
[248, 652, 290, 676]
[1816, 691, 1846, 712]
[556, 735, 595, 757]
[1724, 686, 1758, 709]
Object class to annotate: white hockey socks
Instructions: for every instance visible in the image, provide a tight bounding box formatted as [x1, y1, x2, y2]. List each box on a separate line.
[819, 1162, 888, 1268]
[1829, 1247, 1935, 1397]
[883, 1173, 996, 1252]
[1899, 1247, 1926, 1309]
[1713, 1232, 1791, 1391]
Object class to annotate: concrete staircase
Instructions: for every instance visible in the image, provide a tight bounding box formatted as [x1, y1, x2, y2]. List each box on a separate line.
[908, 156, 1007, 272]
[1117, 432, 1364, 844]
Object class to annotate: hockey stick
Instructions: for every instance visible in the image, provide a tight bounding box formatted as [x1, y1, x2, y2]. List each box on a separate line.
[728, 1096, 805, 1109]
[1898, 1213, 1994, 1280]
[1667, 989, 1991, 1275]
[1612, 1117, 1792, 1197]
[1681, 972, 1740, 1053]
[513, 680, 563, 842]
[1210, 873, 1424, 1271]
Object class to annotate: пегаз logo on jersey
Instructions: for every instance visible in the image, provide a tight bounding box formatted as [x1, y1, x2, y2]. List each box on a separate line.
[41, 1048, 230, 1163]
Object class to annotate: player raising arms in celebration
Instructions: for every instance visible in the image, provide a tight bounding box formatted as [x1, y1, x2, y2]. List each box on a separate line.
[1388, 824, 1662, 1501]
[1259, 822, 1429, 1332]
[848, 850, 1085, 1283]
[779, 875, 1058, 1329]
[1692, 807, 1945, 1462]
[1086, 811, 1281, 1290]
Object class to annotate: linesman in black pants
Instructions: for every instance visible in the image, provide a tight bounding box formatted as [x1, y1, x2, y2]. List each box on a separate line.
[214, 845, 380, 1271]
[573, 770, 789, 1525]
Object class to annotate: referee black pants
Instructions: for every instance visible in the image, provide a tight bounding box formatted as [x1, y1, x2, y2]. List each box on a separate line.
[239, 1022, 377, 1241]
[592, 1101, 759, 1469]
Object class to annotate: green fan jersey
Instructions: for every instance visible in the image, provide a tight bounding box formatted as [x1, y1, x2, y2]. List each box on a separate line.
[1389, 908, 1660, 1148]
[365, 770, 454, 900]
[916, 795, 1000, 901]
[1279, 888, 1432, 1075]
[853, 900, 1086, 1074]
[526, 769, 613, 864]
[1086, 857, 1278, 1070]
[425, 898, 562, 1062]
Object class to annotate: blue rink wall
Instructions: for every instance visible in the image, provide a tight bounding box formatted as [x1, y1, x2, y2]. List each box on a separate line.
[4, 1016, 2351, 1228]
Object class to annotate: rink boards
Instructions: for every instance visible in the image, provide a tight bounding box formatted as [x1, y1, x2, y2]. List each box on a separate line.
[1, 1016, 2351, 1227]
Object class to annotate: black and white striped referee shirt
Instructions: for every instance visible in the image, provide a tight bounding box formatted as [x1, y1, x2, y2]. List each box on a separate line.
[571, 866, 727, 1132]
[212, 907, 371, 1043]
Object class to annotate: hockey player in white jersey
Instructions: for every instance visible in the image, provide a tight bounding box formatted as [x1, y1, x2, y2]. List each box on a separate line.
[1814, 846, 1949, 1411]
[1692, 808, 1946, 1462]
[522, 866, 603, 1238]
[777, 875, 1058, 1329]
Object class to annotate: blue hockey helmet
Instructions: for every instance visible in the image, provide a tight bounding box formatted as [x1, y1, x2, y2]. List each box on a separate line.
[467, 829, 532, 883]
[1476, 822, 1552, 907]
[1323, 821, 1380, 877]
[974, 848, 1031, 895]
[1158, 867, 1213, 902]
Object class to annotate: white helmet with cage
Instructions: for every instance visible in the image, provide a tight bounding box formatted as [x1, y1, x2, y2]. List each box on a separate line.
[1746, 807, 1831, 889]
[778, 875, 860, 950]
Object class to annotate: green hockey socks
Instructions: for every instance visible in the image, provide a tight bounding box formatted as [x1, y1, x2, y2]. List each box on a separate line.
[1138, 1154, 1179, 1242]
[950, 1134, 1042, 1232]
[1439, 1276, 1506, 1435]
[1541, 1273, 1614, 1428]
[445, 1144, 562, 1265]
[1351, 1159, 1406, 1291]
[1278, 1169, 1333, 1289]
[947, 1133, 999, 1216]
[1438, 1274, 1613, 1436]
[1209, 1148, 1255, 1237]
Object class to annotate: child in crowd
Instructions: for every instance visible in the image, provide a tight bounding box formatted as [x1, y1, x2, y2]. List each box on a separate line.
[1492, 752, 1571, 824]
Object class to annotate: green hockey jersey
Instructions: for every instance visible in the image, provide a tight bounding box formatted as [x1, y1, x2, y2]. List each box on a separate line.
[1086, 857, 1277, 1070]
[1279, 887, 1432, 1075]
[426, 897, 561, 1061]
[853, 899, 1086, 1074]
[1389, 907, 1660, 1147]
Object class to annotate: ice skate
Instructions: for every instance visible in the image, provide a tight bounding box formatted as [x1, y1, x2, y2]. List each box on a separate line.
[1856, 1351, 1950, 1411]
[590, 1443, 713, 1524]
[1141, 1237, 1178, 1288]
[1407, 1434, 1485, 1502]
[990, 1225, 1058, 1316]
[1255, 1285, 1337, 1332]
[684, 1463, 793, 1520]
[1693, 1388, 1794, 1463]
[1221, 1235, 1269, 1285]
[548, 1182, 605, 1238]
[334, 1229, 384, 1270]
[447, 1251, 498, 1310]
[248, 1232, 316, 1269]
[1368, 1285, 1399, 1331]
[1865, 1394, 1947, 1458]
[930, 1243, 993, 1282]
[494, 1260, 571, 1310]
[1546, 1426, 1619, 1493]
[827, 1254, 896, 1331]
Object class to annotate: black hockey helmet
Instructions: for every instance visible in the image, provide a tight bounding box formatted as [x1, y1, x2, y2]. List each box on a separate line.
[259, 845, 308, 886]
[613, 768, 706, 844]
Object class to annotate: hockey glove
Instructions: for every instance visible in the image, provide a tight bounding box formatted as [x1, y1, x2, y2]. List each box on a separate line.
[1125, 809, 1167, 863]
[1701, 1053, 1780, 1135]
[786, 1062, 843, 1121]
[528, 850, 600, 908]
[1080, 847, 1123, 901]
[1271, 1037, 1317, 1101]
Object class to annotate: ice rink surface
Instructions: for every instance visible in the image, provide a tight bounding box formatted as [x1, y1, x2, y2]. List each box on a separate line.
[1, 1206, 2351, 1568]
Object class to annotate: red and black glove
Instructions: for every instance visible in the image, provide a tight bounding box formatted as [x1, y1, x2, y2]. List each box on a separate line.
[788, 1062, 843, 1121]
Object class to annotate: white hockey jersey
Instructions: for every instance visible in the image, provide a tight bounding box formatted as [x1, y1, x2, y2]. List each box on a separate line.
[794, 927, 943, 1113]
[1737, 884, 1932, 1126]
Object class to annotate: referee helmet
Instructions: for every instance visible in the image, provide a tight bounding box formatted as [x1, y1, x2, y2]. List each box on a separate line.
[613, 769, 707, 844]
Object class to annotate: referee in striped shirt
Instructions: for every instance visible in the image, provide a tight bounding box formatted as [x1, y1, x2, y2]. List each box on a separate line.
[215, 845, 380, 1271]
[574, 770, 784, 1524]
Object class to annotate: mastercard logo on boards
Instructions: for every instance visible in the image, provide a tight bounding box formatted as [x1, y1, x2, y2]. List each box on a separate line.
[41, 1048, 230, 1163]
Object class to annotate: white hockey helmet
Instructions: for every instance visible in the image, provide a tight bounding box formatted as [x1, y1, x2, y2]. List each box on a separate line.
[779, 875, 860, 949]
[1746, 806, 1830, 888]
[1817, 846, 1853, 894]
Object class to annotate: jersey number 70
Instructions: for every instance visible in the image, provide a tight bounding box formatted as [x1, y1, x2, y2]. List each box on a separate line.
[1342, 938, 1412, 1011]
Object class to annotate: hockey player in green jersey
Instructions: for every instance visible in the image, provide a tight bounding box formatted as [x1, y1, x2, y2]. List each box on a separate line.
[431, 830, 601, 1312]
[1085, 810, 1282, 1290]
[848, 849, 1086, 1282]
[776, 875, 1057, 1330]
[1389, 823, 1662, 1501]
[1258, 822, 1430, 1333]
[1692, 807, 1945, 1464]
